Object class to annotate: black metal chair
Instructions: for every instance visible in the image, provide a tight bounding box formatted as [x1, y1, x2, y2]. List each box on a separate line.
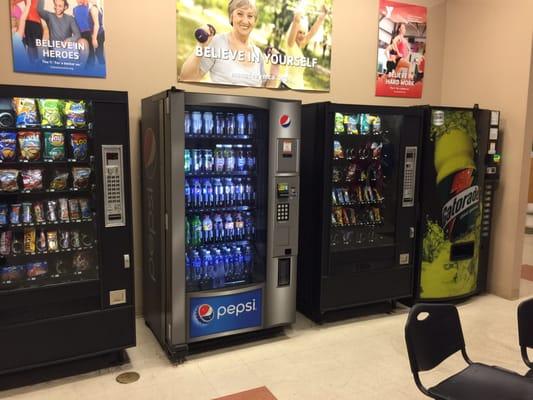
[405, 303, 533, 399]
[518, 297, 533, 377]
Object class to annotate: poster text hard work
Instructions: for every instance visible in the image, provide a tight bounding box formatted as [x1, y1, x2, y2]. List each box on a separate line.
[177, 0, 332, 91]
[10, 0, 106, 78]
[375, 0, 427, 98]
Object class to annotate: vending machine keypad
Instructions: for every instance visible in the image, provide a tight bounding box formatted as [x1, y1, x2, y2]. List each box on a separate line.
[402, 147, 417, 208]
[277, 203, 290, 221]
[102, 145, 126, 227]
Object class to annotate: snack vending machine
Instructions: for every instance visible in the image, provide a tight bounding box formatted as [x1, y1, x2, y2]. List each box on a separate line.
[141, 89, 300, 361]
[0, 85, 134, 378]
[415, 106, 501, 301]
[298, 102, 423, 322]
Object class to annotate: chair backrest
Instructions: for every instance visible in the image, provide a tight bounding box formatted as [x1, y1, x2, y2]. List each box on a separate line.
[405, 303, 466, 373]
[518, 297, 533, 348]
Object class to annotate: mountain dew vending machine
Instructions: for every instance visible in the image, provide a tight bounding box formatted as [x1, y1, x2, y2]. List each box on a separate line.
[416, 106, 501, 301]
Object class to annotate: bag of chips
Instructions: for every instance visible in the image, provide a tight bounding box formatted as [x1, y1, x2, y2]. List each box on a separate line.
[13, 98, 39, 127]
[24, 228, 36, 254]
[0, 132, 17, 161]
[70, 133, 88, 160]
[18, 131, 41, 160]
[27, 261, 48, 278]
[64, 100, 86, 128]
[79, 198, 91, 219]
[0, 204, 7, 225]
[37, 99, 63, 127]
[47, 230, 58, 251]
[1, 265, 25, 283]
[0, 170, 19, 192]
[44, 132, 65, 160]
[72, 167, 91, 189]
[49, 169, 68, 191]
[22, 169, 43, 191]
[68, 198, 81, 220]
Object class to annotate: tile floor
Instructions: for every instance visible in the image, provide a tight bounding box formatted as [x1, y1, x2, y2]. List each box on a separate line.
[1, 238, 533, 400]
[1, 292, 531, 400]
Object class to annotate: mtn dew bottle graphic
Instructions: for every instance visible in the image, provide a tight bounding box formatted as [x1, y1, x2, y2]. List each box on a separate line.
[433, 110, 480, 240]
[420, 109, 481, 299]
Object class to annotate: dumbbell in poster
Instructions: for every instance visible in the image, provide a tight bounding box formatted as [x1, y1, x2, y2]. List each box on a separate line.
[10, 0, 106, 78]
[375, 0, 426, 98]
[177, 0, 333, 91]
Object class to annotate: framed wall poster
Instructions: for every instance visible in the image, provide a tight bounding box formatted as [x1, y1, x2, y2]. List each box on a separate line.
[10, 0, 106, 78]
[177, 0, 333, 91]
[375, 0, 426, 98]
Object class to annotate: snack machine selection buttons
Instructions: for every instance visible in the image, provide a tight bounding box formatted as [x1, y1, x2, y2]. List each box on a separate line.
[402, 146, 417, 208]
[277, 203, 290, 222]
[102, 145, 126, 227]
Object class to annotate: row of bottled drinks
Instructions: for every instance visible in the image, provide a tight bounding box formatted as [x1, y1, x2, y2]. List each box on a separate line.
[334, 112, 383, 135]
[185, 177, 255, 209]
[186, 244, 254, 290]
[185, 111, 257, 137]
[185, 146, 256, 174]
[185, 212, 255, 246]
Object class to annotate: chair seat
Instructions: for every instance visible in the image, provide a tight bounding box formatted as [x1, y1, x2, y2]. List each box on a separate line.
[429, 363, 533, 400]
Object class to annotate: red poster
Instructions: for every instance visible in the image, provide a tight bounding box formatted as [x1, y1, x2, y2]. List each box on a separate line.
[375, 0, 427, 98]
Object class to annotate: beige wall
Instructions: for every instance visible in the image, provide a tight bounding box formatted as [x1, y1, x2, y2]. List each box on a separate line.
[440, 0, 533, 298]
[0, 0, 447, 314]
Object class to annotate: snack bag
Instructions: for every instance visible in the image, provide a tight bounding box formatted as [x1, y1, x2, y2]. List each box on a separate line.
[47, 230, 58, 251]
[333, 141, 344, 159]
[68, 199, 81, 220]
[0, 170, 19, 192]
[22, 169, 43, 191]
[24, 228, 36, 254]
[49, 169, 68, 190]
[27, 261, 48, 278]
[64, 101, 86, 128]
[9, 204, 21, 224]
[79, 198, 91, 219]
[44, 132, 65, 160]
[13, 98, 39, 127]
[72, 167, 91, 189]
[18, 131, 41, 160]
[33, 202, 45, 223]
[37, 99, 63, 127]
[0, 204, 7, 225]
[0, 132, 17, 161]
[70, 133, 88, 160]
[46, 200, 57, 222]
[58, 198, 69, 221]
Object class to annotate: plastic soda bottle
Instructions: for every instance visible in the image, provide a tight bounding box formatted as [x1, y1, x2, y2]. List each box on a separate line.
[202, 214, 213, 243]
[191, 215, 202, 245]
[213, 213, 224, 242]
[202, 179, 214, 207]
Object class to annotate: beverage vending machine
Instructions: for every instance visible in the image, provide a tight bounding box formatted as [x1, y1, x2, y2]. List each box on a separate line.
[141, 89, 300, 361]
[297, 102, 423, 322]
[415, 106, 501, 301]
[0, 85, 135, 380]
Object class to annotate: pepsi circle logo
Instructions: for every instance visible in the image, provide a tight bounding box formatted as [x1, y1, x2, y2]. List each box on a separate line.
[279, 115, 291, 128]
[195, 304, 214, 324]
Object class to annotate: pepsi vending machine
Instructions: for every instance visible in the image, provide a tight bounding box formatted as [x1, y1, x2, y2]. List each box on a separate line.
[141, 89, 300, 361]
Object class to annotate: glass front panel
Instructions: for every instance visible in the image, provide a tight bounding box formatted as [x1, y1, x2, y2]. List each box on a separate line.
[184, 107, 267, 292]
[329, 112, 400, 253]
[0, 97, 98, 291]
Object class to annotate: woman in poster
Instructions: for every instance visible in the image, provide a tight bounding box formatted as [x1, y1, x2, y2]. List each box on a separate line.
[12, 0, 44, 63]
[280, 5, 328, 89]
[180, 0, 279, 87]
[390, 23, 411, 75]
[89, 0, 105, 64]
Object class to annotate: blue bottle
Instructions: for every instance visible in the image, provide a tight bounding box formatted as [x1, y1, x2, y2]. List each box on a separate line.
[213, 248, 225, 288]
[201, 249, 213, 285]
[246, 113, 255, 137]
[234, 178, 244, 205]
[213, 213, 224, 242]
[192, 178, 202, 207]
[192, 250, 202, 283]
[224, 213, 234, 241]
[202, 214, 213, 243]
[203, 149, 214, 172]
[224, 178, 235, 206]
[223, 246, 233, 280]
[203, 112, 214, 135]
[184, 149, 191, 173]
[185, 217, 190, 246]
[185, 251, 191, 283]
[226, 113, 236, 136]
[184, 179, 191, 207]
[233, 246, 244, 279]
[246, 151, 255, 171]
[184, 111, 191, 136]
[243, 245, 253, 276]
[236, 113, 246, 136]
[215, 113, 225, 136]
[244, 213, 255, 236]
[191, 111, 202, 135]
[236, 150, 246, 171]
[202, 179, 214, 207]
[192, 149, 202, 172]
[234, 212, 244, 240]
[213, 178, 224, 206]
[244, 178, 254, 203]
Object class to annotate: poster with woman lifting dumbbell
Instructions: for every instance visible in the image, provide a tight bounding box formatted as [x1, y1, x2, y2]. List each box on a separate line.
[10, 0, 106, 77]
[177, 0, 333, 91]
[375, 0, 426, 98]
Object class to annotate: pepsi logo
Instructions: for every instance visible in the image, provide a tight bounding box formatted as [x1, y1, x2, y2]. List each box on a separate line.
[279, 115, 291, 128]
[195, 304, 214, 324]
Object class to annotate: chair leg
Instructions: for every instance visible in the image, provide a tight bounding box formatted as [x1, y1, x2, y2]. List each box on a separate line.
[526, 369, 533, 378]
